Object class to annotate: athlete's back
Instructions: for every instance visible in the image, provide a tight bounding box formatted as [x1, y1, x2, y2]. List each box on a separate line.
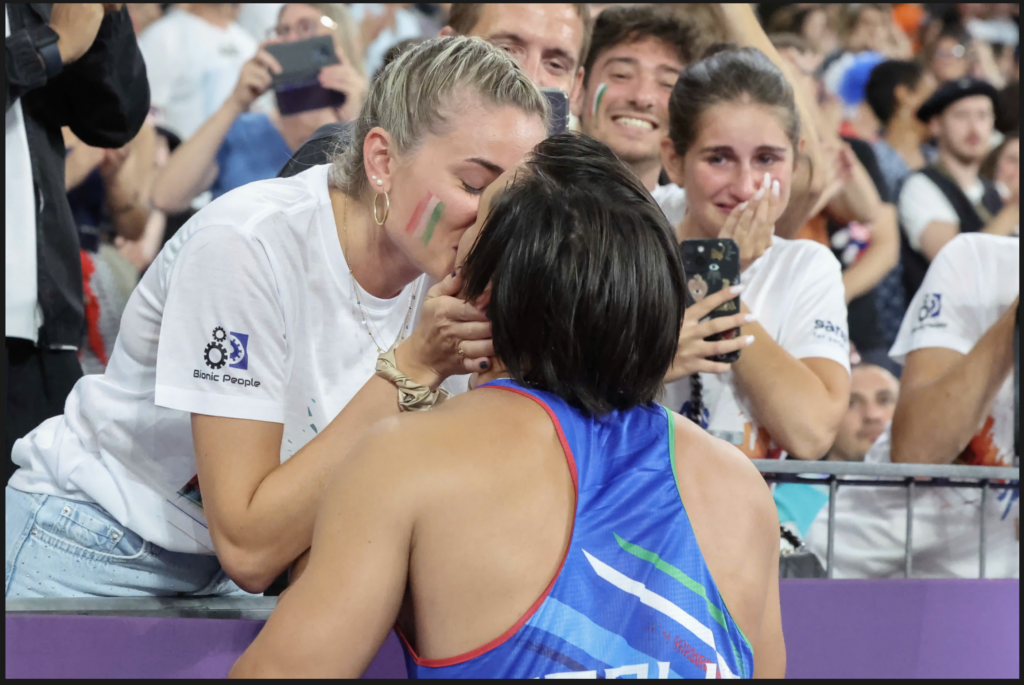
[400, 379, 757, 679]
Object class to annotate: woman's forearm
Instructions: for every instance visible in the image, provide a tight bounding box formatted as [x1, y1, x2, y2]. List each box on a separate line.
[216, 374, 404, 592]
[732, 320, 847, 459]
[891, 306, 1016, 464]
[825, 152, 882, 226]
[201, 344, 443, 593]
[841, 203, 899, 303]
[152, 101, 241, 213]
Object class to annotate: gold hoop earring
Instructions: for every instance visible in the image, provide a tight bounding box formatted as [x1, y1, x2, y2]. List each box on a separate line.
[373, 191, 390, 226]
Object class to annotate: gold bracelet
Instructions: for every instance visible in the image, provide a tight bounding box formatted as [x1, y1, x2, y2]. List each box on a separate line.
[375, 345, 451, 412]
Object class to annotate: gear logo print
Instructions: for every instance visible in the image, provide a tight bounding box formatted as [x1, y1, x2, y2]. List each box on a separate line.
[203, 328, 249, 370]
[204, 341, 227, 369]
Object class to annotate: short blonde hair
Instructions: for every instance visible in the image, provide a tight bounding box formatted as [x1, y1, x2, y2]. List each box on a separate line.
[330, 36, 549, 198]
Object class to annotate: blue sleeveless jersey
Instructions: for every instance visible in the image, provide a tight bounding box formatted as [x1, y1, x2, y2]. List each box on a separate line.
[400, 379, 754, 679]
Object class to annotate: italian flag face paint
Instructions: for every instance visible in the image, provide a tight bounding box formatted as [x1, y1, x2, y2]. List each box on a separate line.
[592, 82, 608, 119]
[405, 193, 447, 246]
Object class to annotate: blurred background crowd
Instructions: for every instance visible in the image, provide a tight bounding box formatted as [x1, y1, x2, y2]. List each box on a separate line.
[5, 3, 1019, 584]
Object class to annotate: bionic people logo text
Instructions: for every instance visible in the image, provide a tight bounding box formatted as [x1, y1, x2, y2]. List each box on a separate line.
[204, 326, 248, 370]
[195, 327, 260, 388]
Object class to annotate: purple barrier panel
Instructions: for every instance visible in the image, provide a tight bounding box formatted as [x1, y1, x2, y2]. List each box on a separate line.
[6, 580, 1019, 679]
[4, 614, 263, 679]
[780, 579, 1019, 679]
[363, 632, 407, 679]
[3, 615, 407, 680]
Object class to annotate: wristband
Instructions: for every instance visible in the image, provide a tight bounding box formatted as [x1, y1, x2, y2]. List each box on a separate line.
[375, 345, 450, 412]
[27, 25, 63, 79]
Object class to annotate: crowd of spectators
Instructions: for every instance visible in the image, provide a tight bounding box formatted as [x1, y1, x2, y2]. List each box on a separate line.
[4, 2, 1019, 600]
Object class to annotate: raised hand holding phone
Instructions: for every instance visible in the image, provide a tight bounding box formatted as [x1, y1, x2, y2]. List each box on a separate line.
[317, 60, 368, 121]
[666, 284, 755, 382]
[229, 48, 283, 113]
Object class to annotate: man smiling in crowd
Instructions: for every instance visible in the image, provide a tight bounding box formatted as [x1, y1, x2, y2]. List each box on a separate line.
[578, 5, 695, 224]
[442, 3, 590, 117]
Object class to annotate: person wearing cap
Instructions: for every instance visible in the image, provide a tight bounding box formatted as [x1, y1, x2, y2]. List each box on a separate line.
[896, 77, 1019, 301]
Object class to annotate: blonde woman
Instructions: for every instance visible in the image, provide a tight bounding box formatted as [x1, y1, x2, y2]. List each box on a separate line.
[151, 3, 369, 213]
[6, 37, 549, 598]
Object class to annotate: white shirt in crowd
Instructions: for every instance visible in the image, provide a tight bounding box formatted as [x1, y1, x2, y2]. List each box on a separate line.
[348, 3, 426, 78]
[5, 7, 42, 343]
[793, 425, 1019, 579]
[10, 165, 465, 555]
[815, 233, 1020, 579]
[891, 232, 1018, 468]
[235, 3, 285, 44]
[651, 183, 687, 229]
[897, 171, 986, 253]
[138, 8, 259, 139]
[662, 235, 852, 459]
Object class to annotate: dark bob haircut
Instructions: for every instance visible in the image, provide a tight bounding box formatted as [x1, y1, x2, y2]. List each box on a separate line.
[461, 133, 687, 417]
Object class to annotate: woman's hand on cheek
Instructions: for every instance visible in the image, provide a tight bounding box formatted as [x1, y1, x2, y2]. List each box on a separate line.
[720, 172, 779, 270]
[394, 269, 494, 389]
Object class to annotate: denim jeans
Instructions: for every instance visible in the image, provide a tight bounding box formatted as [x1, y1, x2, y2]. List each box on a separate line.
[5, 487, 250, 598]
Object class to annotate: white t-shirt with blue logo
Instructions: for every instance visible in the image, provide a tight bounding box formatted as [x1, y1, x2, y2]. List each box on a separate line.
[890, 232, 1018, 468]
[10, 165, 460, 554]
[660, 236, 851, 459]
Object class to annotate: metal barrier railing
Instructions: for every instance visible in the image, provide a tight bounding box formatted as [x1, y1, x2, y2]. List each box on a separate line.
[5, 462, 1018, 617]
[754, 459, 1020, 579]
[4, 595, 277, 617]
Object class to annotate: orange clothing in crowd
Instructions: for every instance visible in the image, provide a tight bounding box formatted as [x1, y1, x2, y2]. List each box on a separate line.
[893, 3, 926, 54]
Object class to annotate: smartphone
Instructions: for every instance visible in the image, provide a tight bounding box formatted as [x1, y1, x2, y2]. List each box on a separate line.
[679, 238, 743, 363]
[265, 36, 346, 115]
[541, 87, 570, 135]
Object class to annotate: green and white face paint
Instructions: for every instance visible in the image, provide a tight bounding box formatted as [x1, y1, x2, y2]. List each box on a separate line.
[405, 192, 447, 246]
[591, 82, 608, 119]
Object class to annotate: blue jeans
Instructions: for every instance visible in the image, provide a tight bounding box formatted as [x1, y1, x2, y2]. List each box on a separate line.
[5, 487, 250, 598]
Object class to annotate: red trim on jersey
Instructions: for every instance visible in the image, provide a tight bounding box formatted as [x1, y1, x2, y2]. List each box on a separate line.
[397, 383, 579, 669]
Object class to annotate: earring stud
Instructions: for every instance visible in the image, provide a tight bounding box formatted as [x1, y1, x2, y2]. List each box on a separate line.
[376, 179, 383, 187]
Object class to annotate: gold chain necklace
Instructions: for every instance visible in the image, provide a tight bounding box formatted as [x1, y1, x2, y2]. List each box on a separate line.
[342, 194, 416, 353]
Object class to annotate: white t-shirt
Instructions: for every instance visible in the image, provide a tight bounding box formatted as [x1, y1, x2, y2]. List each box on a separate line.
[10, 165, 461, 554]
[898, 171, 986, 252]
[881, 233, 1020, 578]
[235, 3, 285, 43]
[661, 237, 851, 459]
[651, 183, 687, 229]
[138, 10, 258, 139]
[778, 428, 1019, 579]
[890, 232, 1018, 468]
[784, 427, 1019, 579]
[5, 7, 42, 343]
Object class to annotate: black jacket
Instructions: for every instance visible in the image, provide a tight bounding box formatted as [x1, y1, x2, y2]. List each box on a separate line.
[278, 122, 351, 178]
[5, 4, 149, 348]
[898, 167, 1004, 302]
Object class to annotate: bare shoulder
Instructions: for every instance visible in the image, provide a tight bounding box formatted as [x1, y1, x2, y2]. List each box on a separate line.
[669, 411, 779, 638]
[345, 386, 559, 504]
[671, 412, 777, 529]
